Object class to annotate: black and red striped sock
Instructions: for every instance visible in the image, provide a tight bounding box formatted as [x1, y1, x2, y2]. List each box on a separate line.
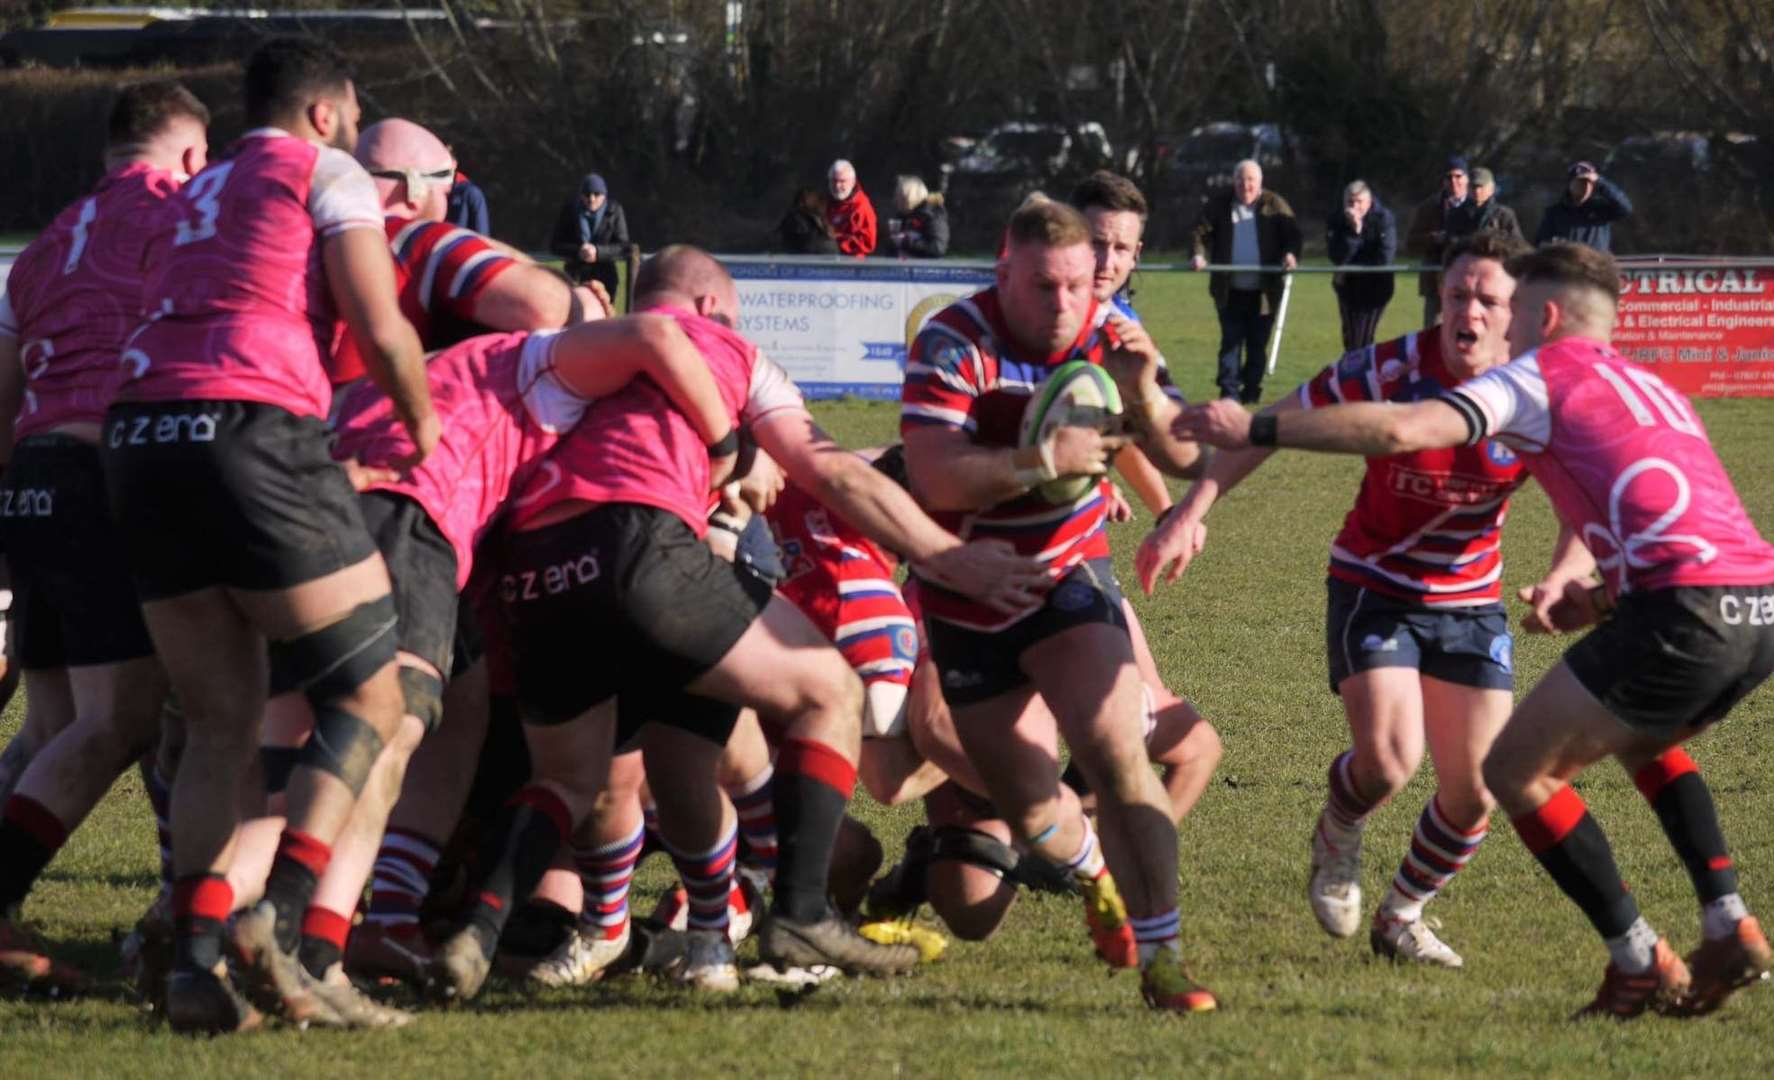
[465, 785, 571, 958]
[1510, 784, 1640, 939]
[771, 738, 856, 923]
[172, 873, 234, 972]
[298, 905, 353, 979]
[0, 795, 69, 913]
[1633, 749, 1739, 903]
[263, 829, 332, 953]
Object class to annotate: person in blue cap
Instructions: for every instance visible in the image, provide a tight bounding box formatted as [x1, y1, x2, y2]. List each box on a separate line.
[550, 172, 632, 301]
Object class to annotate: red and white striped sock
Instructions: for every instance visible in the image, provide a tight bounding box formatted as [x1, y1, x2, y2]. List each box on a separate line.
[1379, 794, 1488, 923]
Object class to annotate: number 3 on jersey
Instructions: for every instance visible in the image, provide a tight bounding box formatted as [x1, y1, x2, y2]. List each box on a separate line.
[174, 162, 236, 247]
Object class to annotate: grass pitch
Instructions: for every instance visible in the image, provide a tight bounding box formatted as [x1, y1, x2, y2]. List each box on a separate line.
[2, 271, 1771, 1077]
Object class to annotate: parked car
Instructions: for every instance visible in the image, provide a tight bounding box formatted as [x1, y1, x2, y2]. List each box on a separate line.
[944, 121, 1115, 250]
[1166, 121, 1291, 191]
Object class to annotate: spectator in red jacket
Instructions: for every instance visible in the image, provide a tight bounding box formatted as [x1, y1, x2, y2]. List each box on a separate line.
[827, 159, 877, 256]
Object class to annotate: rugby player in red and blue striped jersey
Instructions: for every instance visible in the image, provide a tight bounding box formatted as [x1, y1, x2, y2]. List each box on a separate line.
[1139, 231, 1531, 969]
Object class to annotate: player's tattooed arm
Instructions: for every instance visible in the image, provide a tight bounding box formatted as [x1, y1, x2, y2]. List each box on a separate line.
[327, 227, 437, 467]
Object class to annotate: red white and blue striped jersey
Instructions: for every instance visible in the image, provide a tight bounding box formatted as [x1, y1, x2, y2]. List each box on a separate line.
[767, 480, 917, 690]
[900, 287, 1114, 631]
[1299, 330, 1528, 606]
[330, 216, 517, 383]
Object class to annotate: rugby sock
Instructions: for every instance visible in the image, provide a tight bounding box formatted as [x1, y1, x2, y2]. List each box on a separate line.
[1703, 894, 1751, 942]
[1632, 750, 1742, 917]
[142, 758, 174, 892]
[1130, 910, 1182, 967]
[724, 765, 779, 878]
[263, 830, 332, 953]
[575, 820, 644, 940]
[0, 795, 68, 912]
[365, 828, 442, 932]
[466, 786, 571, 959]
[1061, 817, 1107, 885]
[1379, 795, 1489, 924]
[172, 873, 233, 972]
[771, 738, 856, 922]
[1322, 750, 1382, 845]
[1606, 916, 1661, 974]
[1511, 785, 1641, 940]
[298, 905, 353, 979]
[664, 822, 739, 935]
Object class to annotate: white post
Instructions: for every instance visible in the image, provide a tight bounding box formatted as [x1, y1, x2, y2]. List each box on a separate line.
[1266, 271, 1294, 376]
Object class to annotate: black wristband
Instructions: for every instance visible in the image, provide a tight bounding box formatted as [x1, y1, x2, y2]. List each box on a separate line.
[1249, 413, 1278, 447]
[707, 429, 740, 457]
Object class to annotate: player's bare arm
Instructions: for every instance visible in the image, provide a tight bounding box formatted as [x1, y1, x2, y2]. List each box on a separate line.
[1518, 522, 1608, 635]
[1174, 396, 1469, 457]
[754, 411, 1049, 615]
[900, 423, 1124, 513]
[468, 261, 584, 330]
[1101, 316, 1206, 479]
[326, 226, 437, 466]
[1135, 392, 1298, 592]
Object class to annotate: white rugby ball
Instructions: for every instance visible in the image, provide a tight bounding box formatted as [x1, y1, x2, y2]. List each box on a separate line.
[1019, 360, 1123, 504]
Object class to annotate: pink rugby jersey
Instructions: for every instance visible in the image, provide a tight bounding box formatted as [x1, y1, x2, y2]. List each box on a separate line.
[1299, 330, 1528, 606]
[1445, 336, 1774, 598]
[900, 287, 1114, 632]
[118, 129, 383, 418]
[768, 479, 918, 690]
[329, 216, 518, 383]
[0, 163, 182, 438]
[332, 330, 583, 589]
[511, 306, 807, 536]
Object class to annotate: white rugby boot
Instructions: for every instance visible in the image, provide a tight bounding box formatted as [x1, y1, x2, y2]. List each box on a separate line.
[1307, 812, 1363, 939]
[1370, 914, 1464, 969]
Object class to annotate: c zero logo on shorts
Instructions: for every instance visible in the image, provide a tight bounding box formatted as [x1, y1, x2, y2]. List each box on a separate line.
[1719, 593, 1774, 626]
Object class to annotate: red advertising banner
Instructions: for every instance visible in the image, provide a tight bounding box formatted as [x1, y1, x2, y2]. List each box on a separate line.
[1614, 263, 1774, 397]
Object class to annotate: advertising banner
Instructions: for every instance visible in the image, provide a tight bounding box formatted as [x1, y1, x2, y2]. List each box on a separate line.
[723, 258, 995, 400]
[1614, 263, 1774, 397]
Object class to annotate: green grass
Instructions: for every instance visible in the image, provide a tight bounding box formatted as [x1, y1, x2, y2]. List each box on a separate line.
[2, 272, 1772, 1076]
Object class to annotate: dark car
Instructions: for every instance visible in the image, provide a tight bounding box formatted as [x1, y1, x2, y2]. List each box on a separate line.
[944, 121, 1115, 251]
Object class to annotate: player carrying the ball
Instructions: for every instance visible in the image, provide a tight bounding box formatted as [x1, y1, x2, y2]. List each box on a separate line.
[900, 199, 1217, 1013]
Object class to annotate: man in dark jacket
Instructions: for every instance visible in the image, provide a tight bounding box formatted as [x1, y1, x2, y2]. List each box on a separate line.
[1404, 156, 1475, 327]
[1189, 159, 1302, 403]
[1462, 167, 1524, 246]
[549, 173, 631, 299]
[1326, 180, 1396, 351]
[1535, 161, 1632, 252]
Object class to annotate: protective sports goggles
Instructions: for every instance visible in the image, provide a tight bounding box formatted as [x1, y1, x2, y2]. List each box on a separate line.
[367, 166, 457, 199]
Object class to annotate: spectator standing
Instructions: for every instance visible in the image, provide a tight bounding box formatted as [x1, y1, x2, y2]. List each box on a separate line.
[446, 164, 490, 235]
[887, 175, 948, 258]
[1189, 159, 1301, 404]
[778, 188, 839, 254]
[826, 159, 877, 256]
[549, 172, 631, 299]
[1535, 161, 1632, 252]
[1326, 180, 1396, 351]
[1462, 167, 1524, 245]
[1405, 156, 1474, 326]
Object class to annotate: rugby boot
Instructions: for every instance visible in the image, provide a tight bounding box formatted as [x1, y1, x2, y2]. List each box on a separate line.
[757, 906, 919, 976]
[165, 962, 263, 1035]
[1307, 816, 1363, 939]
[344, 922, 433, 987]
[1139, 955, 1219, 1014]
[857, 917, 947, 964]
[676, 929, 741, 992]
[1081, 871, 1138, 969]
[311, 962, 413, 1028]
[1678, 916, 1772, 1016]
[526, 921, 631, 989]
[1573, 939, 1690, 1020]
[425, 924, 495, 1003]
[1370, 914, 1463, 969]
[0, 916, 87, 997]
[119, 895, 174, 1010]
[232, 899, 345, 1027]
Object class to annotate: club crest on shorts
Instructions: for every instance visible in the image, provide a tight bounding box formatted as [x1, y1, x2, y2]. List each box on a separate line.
[1050, 578, 1096, 613]
[1489, 633, 1513, 673]
[1360, 633, 1399, 653]
[893, 625, 919, 660]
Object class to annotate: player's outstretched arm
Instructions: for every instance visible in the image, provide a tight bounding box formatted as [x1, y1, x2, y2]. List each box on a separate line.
[550, 314, 735, 474]
[1174, 396, 1468, 457]
[1135, 392, 1301, 593]
[755, 412, 1049, 615]
[326, 227, 436, 466]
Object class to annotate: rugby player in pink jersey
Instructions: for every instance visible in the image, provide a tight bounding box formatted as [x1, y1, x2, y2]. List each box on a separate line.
[100, 39, 438, 1033]
[423, 245, 1048, 1000]
[1175, 241, 1774, 1019]
[1140, 232, 1531, 968]
[900, 200, 1218, 1014]
[0, 81, 209, 995]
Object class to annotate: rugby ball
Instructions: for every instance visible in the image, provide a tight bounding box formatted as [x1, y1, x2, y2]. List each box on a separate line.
[1019, 360, 1123, 504]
